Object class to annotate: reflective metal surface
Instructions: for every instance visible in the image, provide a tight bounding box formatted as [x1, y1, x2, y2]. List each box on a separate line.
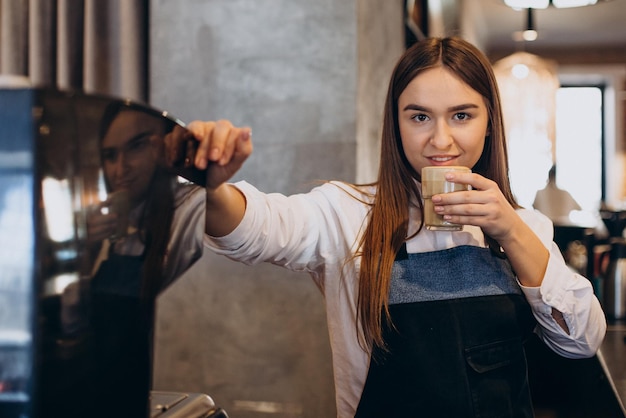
[597, 324, 626, 416]
[150, 391, 229, 418]
[0, 88, 205, 418]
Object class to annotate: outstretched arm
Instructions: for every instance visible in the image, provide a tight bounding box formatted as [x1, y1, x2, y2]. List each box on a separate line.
[187, 120, 253, 237]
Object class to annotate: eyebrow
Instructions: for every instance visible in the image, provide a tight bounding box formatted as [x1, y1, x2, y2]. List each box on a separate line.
[402, 103, 481, 112]
[102, 130, 154, 150]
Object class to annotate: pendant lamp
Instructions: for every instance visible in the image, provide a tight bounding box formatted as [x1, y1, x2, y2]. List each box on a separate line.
[493, 52, 560, 207]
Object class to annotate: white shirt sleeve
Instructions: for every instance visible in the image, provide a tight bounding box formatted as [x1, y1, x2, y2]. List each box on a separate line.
[162, 184, 206, 290]
[517, 209, 607, 359]
[204, 180, 368, 285]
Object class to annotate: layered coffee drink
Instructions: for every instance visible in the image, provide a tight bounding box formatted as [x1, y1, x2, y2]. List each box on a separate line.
[421, 166, 471, 231]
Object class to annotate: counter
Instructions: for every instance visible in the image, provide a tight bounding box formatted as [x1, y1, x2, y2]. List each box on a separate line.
[150, 391, 229, 418]
[525, 324, 626, 418]
[597, 323, 626, 416]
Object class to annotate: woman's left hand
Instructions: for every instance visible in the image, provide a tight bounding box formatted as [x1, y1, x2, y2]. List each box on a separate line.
[432, 170, 549, 288]
[431, 171, 523, 244]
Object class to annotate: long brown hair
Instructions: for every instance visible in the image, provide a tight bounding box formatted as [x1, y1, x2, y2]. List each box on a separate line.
[356, 37, 519, 352]
[99, 102, 176, 304]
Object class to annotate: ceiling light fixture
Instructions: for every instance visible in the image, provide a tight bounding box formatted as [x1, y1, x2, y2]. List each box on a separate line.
[504, 0, 598, 8]
[512, 8, 538, 42]
[552, 0, 598, 6]
[523, 8, 538, 40]
[505, 0, 549, 8]
[493, 52, 560, 207]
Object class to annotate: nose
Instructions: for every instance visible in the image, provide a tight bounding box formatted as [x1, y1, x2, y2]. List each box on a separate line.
[430, 119, 453, 149]
[112, 151, 129, 175]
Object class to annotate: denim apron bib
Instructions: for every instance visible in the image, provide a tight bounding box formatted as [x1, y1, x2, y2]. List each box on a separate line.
[355, 245, 537, 418]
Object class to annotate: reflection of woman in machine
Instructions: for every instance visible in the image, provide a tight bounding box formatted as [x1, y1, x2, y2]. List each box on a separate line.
[90, 102, 205, 294]
[84, 102, 206, 417]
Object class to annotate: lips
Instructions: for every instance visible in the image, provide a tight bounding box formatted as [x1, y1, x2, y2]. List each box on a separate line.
[427, 156, 458, 164]
[113, 181, 133, 190]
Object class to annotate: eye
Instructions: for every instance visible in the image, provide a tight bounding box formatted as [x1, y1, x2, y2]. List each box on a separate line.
[411, 113, 429, 123]
[453, 112, 471, 121]
[125, 135, 152, 153]
[101, 149, 117, 162]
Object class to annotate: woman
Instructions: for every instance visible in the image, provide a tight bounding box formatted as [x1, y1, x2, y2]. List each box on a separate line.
[188, 37, 606, 417]
[90, 102, 206, 296]
[86, 102, 206, 417]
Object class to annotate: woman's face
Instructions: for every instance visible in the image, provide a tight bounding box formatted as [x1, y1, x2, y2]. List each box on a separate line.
[101, 109, 164, 206]
[398, 66, 490, 176]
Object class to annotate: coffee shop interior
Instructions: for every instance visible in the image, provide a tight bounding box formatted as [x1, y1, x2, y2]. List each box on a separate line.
[1, 0, 626, 417]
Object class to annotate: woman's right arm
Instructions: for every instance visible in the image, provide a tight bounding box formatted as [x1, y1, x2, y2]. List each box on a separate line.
[186, 120, 253, 237]
[204, 183, 247, 237]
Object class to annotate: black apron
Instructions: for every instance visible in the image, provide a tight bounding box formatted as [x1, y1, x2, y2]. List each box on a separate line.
[355, 245, 537, 418]
[89, 248, 153, 418]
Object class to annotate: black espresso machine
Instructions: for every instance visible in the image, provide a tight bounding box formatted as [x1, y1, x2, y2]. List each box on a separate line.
[0, 87, 226, 418]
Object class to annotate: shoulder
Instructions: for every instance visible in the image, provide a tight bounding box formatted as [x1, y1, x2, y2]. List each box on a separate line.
[172, 183, 205, 221]
[516, 206, 552, 226]
[234, 180, 375, 206]
[516, 207, 555, 245]
[174, 182, 205, 205]
[312, 181, 376, 204]
[233, 180, 373, 233]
